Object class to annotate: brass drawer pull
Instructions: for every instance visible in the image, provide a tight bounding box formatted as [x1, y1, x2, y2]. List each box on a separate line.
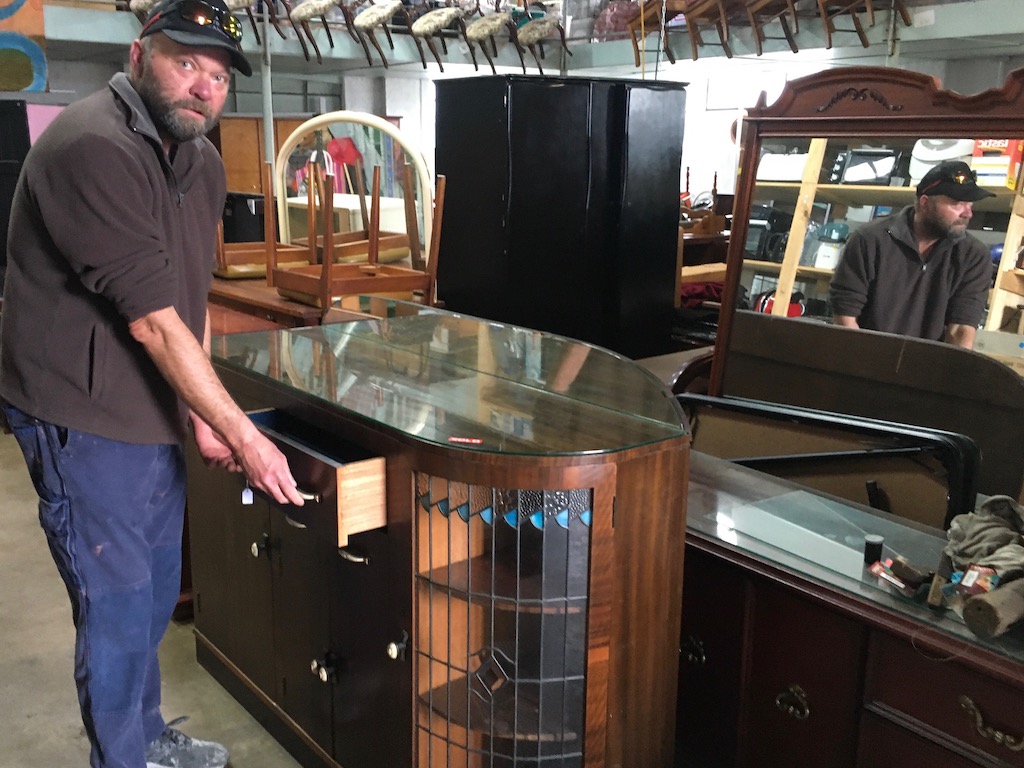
[960, 695, 1024, 752]
[338, 547, 370, 565]
[297, 487, 321, 503]
[774, 684, 810, 720]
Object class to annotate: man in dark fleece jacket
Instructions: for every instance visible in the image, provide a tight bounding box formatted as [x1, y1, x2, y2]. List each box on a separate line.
[0, 2, 304, 766]
[829, 160, 993, 349]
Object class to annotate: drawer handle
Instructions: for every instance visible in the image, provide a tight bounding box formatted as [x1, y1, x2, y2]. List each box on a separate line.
[297, 487, 321, 503]
[338, 547, 370, 565]
[681, 635, 707, 666]
[285, 515, 307, 529]
[960, 695, 1024, 752]
[774, 684, 810, 721]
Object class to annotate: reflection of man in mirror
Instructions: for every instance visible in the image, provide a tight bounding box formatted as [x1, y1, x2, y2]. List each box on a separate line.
[829, 160, 994, 349]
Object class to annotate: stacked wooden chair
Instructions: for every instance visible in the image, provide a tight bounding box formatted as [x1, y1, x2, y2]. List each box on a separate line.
[213, 163, 309, 279]
[271, 156, 447, 311]
[816, 0, 911, 49]
[625, 0, 733, 65]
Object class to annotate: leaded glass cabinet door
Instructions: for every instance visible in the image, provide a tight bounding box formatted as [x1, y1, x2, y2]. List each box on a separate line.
[415, 473, 593, 767]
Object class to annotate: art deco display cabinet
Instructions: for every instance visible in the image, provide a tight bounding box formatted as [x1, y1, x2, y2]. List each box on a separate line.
[187, 300, 690, 768]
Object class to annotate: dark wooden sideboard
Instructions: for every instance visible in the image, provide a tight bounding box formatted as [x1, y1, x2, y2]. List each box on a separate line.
[187, 301, 690, 768]
[679, 452, 1024, 768]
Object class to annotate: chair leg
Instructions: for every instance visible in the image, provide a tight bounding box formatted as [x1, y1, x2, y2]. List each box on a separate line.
[779, 15, 797, 53]
[850, 9, 868, 46]
[507, 23, 527, 73]
[411, 35, 430, 68]
[685, 24, 700, 61]
[818, 0, 834, 49]
[479, 40, 498, 74]
[367, 29, 391, 67]
[320, 15, 334, 47]
[715, 20, 732, 57]
[745, 7, 764, 56]
[557, 22, 572, 57]
[244, 6, 262, 45]
[266, 0, 289, 40]
[426, 37, 445, 71]
[528, 43, 544, 75]
[356, 29, 375, 65]
[628, 27, 641, 67]
[382, 22, 396, 49]
[301, 20, 323, 63]
[892, 0, 911, 26]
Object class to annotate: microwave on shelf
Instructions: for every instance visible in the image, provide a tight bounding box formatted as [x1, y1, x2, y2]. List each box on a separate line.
[829, 148, 906, 186]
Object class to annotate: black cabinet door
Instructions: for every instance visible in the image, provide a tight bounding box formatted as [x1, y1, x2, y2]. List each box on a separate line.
[187, 453, 276, 697]
[331, 528, 410, 767]
[435, 75, 686, 360]
[270, 503, 335, 754]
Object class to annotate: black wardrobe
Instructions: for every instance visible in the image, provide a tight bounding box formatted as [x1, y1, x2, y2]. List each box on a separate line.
[434, 75, 687, 360]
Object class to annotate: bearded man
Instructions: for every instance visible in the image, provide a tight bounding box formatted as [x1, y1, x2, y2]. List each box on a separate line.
[829, 159, 994, 349]
[0, 2, 305, 766]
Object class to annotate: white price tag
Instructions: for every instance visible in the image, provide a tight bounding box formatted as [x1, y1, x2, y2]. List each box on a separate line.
[241, 484, 254, 506]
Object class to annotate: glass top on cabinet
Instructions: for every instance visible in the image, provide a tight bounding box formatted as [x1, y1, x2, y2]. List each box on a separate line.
[687, 452, 1024, 667]
[213, 299, 687, 457]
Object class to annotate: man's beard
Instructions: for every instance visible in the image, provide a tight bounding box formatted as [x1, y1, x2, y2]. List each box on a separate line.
[136, 73, 220, 143]
[918, 202, 969, 241]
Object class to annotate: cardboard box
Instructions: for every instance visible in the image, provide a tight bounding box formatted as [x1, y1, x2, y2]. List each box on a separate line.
[971, 139, 1024, 190]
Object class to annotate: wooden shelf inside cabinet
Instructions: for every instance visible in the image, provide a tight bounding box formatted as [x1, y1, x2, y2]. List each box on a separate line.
[417, 558, 587, 614]
[743, 259, 833, 279]
[998, 268, 1024, 297]
[418, 675, 582, 743]
[755, 181, 1015, 212]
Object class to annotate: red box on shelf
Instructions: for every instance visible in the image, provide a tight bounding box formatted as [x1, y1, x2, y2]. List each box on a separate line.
[971, 139, 1024, 190]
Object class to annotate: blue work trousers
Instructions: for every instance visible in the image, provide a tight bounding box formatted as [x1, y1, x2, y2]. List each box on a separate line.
[4, 405, 183, 768]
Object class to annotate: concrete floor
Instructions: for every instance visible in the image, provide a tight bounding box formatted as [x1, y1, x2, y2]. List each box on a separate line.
[0, 431, 302, 768]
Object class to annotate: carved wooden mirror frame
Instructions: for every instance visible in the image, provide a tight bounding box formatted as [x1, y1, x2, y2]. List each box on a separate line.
[709, 66, 1024, 395]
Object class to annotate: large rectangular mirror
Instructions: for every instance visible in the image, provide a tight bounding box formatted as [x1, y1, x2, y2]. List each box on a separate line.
[708, 67, 1024, 506]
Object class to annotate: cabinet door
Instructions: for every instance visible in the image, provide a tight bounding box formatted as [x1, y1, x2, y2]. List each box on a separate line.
[741, 580, 866, 768]
[187, 454, 276, 697]
[676, 548, 747, 768]
[330, 527, 409, 767]
[271, 503, 335, 754]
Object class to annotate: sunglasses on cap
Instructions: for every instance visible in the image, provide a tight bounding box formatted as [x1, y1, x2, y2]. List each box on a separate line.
[141, 0, 243, 44]
[918, 168, 978, 196]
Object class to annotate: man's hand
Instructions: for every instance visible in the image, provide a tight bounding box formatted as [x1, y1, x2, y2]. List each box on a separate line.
[233, 426, 306, 507]
[192, 417, 241, 472]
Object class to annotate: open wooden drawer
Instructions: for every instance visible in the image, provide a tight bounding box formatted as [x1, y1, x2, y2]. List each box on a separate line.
[248, 409, 386, 547]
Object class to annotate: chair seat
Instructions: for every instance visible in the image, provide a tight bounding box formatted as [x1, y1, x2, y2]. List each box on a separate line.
[354, 0, 403, 29]
[465, 11, 511, 40]
[411, 7, 465, 35]
[516, 16, 560, 45]
[291, 0, 337, 20]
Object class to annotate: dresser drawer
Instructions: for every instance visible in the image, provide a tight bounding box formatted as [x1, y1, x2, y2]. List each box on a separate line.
[858, 710, 978, 768]
[865, 632, 1024, 766]
[249, 409, 386, 546]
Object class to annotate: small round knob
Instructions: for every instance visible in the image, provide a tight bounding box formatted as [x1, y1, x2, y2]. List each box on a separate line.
[250, 533, 270, 559]
[386, 630, 409, 661]
[310, 655, 335, 683]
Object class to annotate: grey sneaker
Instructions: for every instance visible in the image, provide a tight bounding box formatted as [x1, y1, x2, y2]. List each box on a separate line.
[145, 716, 229, 768]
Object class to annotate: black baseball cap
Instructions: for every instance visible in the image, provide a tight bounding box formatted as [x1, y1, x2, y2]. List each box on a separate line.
[916, 160, 995, 202]
[140, 0, 252, 77]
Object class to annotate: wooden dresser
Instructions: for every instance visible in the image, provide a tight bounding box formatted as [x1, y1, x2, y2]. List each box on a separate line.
[680, 453, 1024, 768]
